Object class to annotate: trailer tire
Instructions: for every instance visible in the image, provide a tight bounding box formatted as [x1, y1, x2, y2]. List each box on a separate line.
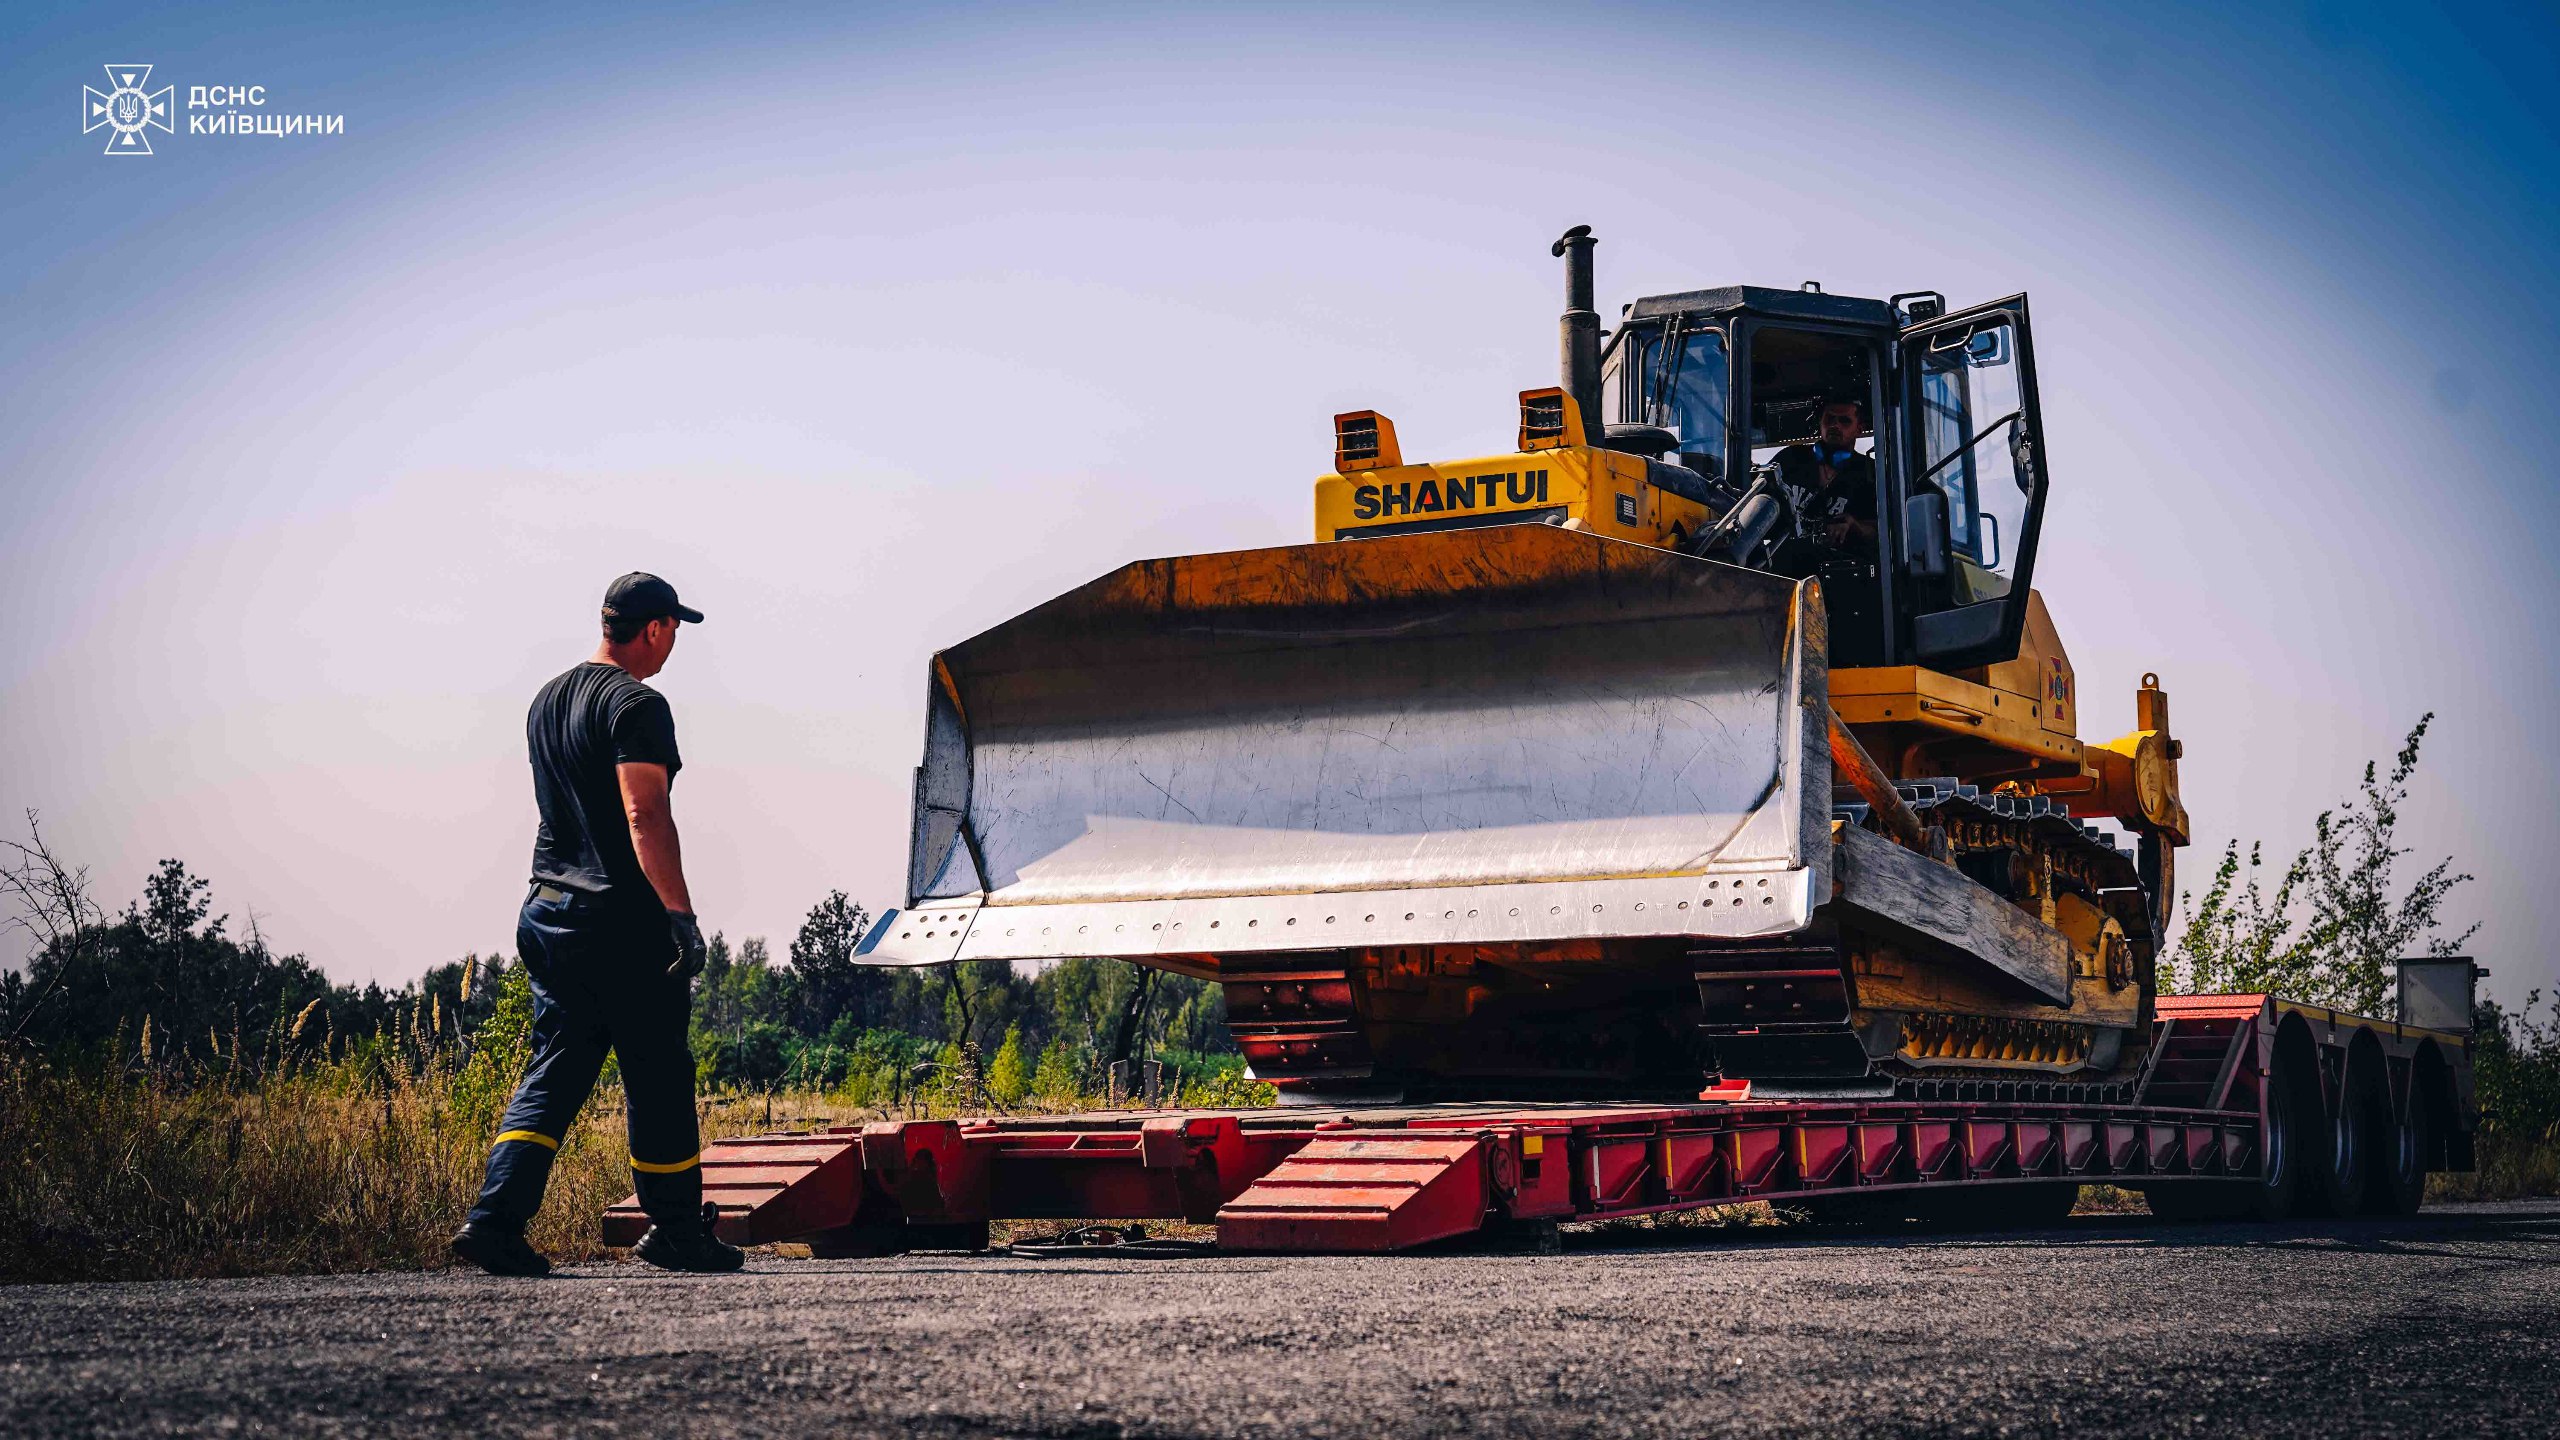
[2153, 1028, 2315, 1222]
[2245, 1036, 2313, 1219]
[2368, 1079, 2431, 1217]
[2309, 1042, 2386, 1217]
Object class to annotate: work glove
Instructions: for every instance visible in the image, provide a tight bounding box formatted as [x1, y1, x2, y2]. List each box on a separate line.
[667, 910, 708, 981]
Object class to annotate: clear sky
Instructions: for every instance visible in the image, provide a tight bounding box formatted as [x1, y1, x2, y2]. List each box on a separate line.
[4, 2, 2554, 1003]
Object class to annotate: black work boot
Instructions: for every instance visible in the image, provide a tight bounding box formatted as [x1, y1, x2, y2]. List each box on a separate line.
[451, 1221, 552, 1277]
[635, 1202, 745, 1273]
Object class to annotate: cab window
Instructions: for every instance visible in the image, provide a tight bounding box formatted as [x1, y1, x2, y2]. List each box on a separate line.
[1744, 327, 1875, 472]
[1610, 324, 1728, 475]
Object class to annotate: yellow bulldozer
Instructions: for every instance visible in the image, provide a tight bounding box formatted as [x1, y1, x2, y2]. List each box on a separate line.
[859, 226, 2192, 1103]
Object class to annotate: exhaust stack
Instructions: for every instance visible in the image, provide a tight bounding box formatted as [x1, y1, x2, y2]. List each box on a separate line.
[1553, 224, 1601, 445]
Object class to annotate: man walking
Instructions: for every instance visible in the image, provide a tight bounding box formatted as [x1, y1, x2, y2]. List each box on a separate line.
[450, 573, 744, 1276]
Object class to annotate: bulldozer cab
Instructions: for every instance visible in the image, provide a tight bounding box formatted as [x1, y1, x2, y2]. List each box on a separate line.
[1600, 287, 2051, 671]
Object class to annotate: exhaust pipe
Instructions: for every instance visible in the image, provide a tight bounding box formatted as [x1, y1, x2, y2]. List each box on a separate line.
[1552, 224, 1601, 445]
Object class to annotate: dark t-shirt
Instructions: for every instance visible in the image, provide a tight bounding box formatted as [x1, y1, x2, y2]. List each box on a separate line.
[1774, 445, 1878, 541]
[527, 662, 681, 911]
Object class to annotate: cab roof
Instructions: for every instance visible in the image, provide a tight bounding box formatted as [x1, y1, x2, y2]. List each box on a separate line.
[1624, 285, 1899, 328]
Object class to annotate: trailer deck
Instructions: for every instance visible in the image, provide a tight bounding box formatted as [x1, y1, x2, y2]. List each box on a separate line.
[602, 992, 2472, 1254]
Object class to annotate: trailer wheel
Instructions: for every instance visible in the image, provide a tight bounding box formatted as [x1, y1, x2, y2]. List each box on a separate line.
[2309, 1043, 2386, 1217]
[2368, 1081, 2431, 1217]
[2150, 1031, 2313, 1222]
[2244, 1037, 2312, 1219]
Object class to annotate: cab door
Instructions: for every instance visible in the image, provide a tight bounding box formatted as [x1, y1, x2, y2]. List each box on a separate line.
[1898, 295, 2048, 669]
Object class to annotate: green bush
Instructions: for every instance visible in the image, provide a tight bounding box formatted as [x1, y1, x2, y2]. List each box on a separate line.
[1172, 1050, 1277, 1108]
[449, 963, 534, 1130]
[2462, 992, 2560, 1198]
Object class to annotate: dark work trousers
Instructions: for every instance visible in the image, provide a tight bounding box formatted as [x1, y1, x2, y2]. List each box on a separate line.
[467, 885, 703, 1233]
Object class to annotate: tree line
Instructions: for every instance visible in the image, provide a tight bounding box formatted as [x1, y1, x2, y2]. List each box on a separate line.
[0, 821, 1238, 1103]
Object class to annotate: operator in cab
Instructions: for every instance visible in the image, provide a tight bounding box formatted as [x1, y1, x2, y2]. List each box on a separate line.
[1773, 394, 1883, 661]
[1775, 394, 1878, 557]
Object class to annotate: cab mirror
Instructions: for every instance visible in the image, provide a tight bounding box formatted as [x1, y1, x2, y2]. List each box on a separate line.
[2007, 417, 2037, 493]
[1902, 493, 1949, 579]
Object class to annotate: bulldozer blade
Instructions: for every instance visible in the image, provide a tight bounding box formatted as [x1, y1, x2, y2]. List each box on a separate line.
[858, 524, 1832, 967]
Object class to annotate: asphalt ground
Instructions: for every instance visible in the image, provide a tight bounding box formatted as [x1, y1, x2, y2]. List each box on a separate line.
[4, 1201, 2555, 1439]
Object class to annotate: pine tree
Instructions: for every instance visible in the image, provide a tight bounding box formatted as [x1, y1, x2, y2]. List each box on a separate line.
[988, 1025, 1030, 1105]
[786, 891, 877, 1033]
[1031, 1036, 1081, 1103]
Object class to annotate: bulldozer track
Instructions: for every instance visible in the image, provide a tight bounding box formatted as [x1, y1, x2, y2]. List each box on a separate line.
[1696, 779, 2156, 1099]
[1839, 777, 2148, 919]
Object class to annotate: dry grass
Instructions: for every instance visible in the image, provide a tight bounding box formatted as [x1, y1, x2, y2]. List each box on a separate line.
[0, 950, 1231, 1284]
[0, 1037, 1262, 1285]
[2073, 1183, 2150, 1215]
[0, 1052, 945, 1285]
[2431, 1131, 2560, 1204]
[1571, 1203, 1792, 1243]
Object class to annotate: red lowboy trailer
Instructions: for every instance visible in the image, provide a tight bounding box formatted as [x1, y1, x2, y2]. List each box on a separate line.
[603, 973, 2479, 1256]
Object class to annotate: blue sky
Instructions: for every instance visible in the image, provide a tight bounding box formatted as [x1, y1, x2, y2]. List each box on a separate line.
[3, 1, 2555, 1002]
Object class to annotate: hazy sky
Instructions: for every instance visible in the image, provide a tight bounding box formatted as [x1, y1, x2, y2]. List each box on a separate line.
[5, 2, 2554, 1004]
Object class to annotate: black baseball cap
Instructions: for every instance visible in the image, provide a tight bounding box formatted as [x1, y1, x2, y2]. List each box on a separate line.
[601, 572, 704, 624]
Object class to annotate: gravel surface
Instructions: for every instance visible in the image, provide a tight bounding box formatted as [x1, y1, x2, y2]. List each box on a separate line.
[4, 1202, 2555, 1438]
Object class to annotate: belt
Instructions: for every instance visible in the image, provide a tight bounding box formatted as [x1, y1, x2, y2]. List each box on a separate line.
[530, 882, 664, 917]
